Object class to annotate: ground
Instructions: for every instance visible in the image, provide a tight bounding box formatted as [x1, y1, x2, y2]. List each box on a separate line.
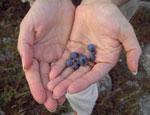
[0, 0, 149, 115]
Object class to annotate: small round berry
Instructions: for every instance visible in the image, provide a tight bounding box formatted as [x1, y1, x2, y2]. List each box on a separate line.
[72, 62, 80, 70]
[72, 58, 78, 63]
[76, 60, 80, 66]
[87, 44, 96, 52]
[66, 59, 73, 67]
[70, 52, 79, 59]
[91, 51, 96, 55]
[89, 54, 96, 62]
[79, 55, 88, 66]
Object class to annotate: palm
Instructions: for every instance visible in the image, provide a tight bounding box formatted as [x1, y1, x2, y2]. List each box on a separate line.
[48, 4, 141, 99]
[69, 4, 122, 66]
[18, 0, 74, 111]
[32, 1, 74, 62]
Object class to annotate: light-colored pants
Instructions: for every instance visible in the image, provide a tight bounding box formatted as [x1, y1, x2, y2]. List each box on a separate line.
[66, 0, 139, 115]
[66, 84, 98, 115]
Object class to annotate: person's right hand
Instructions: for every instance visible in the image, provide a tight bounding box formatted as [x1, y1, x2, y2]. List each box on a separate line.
[47, 1, 142, 99]
[17, 0, 75, 111]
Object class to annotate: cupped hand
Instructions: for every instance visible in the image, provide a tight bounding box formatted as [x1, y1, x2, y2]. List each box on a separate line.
[17, 0, 75, 111]
[47, 2, 142, 99]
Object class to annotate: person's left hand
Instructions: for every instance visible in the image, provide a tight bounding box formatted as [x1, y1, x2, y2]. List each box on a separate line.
[17, 0, 75, 111]
[47, 1, 142, 99]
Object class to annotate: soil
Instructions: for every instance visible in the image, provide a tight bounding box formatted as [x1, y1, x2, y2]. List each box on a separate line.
[0, 1, 149, 115]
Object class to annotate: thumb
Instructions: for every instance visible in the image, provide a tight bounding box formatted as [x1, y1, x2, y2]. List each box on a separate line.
[120, 24, 142, 75]
[18, 22, 34, 69]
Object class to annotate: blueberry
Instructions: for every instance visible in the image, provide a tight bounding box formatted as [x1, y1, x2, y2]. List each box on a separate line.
[72, 61, 80, 70]
[76, 60, 80, 65]
[89, 54, 96, 62]
[79, 55, 88, 66]
[66, 59, 73, 67]
[70, 52, 79, 59]
[91, 50, 96, 55]
[87, 44, 96, 52]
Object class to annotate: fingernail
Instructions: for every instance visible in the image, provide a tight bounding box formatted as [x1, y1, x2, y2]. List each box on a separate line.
[21, 57, 27, 70]
[49, 109, 56, 113]
[23, 64, 26, 70]
[21, 59, 25, 70]
[53, 94, 59, 99]
[132, 71, 138, 75]
[58, 100, 65, 106]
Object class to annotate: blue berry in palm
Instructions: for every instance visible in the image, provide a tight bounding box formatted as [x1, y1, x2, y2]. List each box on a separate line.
[76, 60, 80, 66]
[79, 55, 88, 66]
[72, 61, 80, 70]
[89, 54, 96, 62]
[66, 59, 73, 67]
[91, 51, 96, 55]
[70, 52, 79, 59]
[87, 44, 96, 53]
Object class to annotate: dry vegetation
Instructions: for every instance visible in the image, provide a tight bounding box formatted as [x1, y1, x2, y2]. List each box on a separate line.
[0, 0, 149, 115]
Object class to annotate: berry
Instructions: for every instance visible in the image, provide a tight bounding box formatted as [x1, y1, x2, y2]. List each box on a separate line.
[70, 52, 79, 59]
[91, 51, 96, 55]
[89, 54, 96, 62]
[79, 55, 88, 66]
[87, 44, 96, 53]
[72, 61, 80, 70]
[66, 59, 73, 67]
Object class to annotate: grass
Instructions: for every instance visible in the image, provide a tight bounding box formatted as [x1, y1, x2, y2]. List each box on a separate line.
[0, 1, 150, 115]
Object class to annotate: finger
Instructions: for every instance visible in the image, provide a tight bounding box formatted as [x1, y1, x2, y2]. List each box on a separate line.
[40, 61, 50, 87]
[24, 59, 46, 104]
[120, 24, 142, 74]
[49, 51, 70, 80]
[44, 91, 58, 112]
[68, 63, 113, 94]
[45, 95, 66, 111]
[18, 22, 34, 69]
[49, 43, 86, 80]
[53, 66, 90, 99]
[47, 68, 73, 91]
[48, 48, 88, 92]
[40, 62, 58, 111]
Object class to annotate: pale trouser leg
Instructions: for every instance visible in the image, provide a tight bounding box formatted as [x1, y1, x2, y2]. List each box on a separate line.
[66, 83, 98, 115]
[65, 1, 139, 114]
[65, 74, 111, 115]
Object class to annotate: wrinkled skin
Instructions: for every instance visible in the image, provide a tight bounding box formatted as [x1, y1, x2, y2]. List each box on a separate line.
[48, 3, 142, 99]
[17, 0, 75, 111]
